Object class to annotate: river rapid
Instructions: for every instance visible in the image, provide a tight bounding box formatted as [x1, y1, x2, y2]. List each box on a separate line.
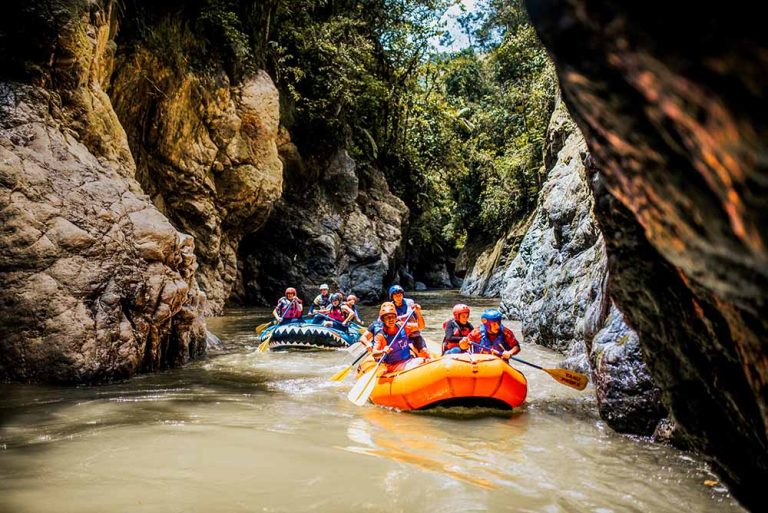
[0, 291, 744, 513]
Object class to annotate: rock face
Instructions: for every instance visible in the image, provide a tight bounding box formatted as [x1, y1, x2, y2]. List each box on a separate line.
[110, 42, 283, 315]
[239, 147, 407, 304]
[500, 101, 601, 353]
[457, 215, 533, 296]
[589, 303, 665, 434]
[526, 1, 768, 509]
[0, 3, 207, 383]
[496, 99, 663, 432]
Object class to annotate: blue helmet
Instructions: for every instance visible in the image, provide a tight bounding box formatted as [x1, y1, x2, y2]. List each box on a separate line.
[481, 308, 503, 323]
[388, 284, 405, 297]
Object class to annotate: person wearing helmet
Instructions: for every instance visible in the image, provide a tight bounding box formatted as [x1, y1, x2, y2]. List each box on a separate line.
[388, 284, 428, 355]
[321, 293, 348, 326]
[273, 287, 303, 324]
[370, 302, 428, 372]
[458, 308, 519, 359]
[356, 302, 385, 351]
[309, 284, 332, 314]
[343, 294, 363, 324]
[442, 304, 473, 354]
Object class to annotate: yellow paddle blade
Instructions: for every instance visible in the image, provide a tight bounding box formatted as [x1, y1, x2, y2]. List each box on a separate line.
[544, 368, 589, 390]
[346, 343, 368, 359]
[330, 365, 353, 382]
[255, 321, 271, 334]
[257, 333, 272, 353]
[347, 367, 379, 406]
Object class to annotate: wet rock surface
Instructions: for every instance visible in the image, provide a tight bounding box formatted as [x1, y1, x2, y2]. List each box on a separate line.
[589, 304, 665, 434]
[457, 215, 533, 297]
[496, 100, 663, 434]
[500, 101, 601, 352]
[110, 47, 283, 315]
[0, 2, 207, 383]
[527, 0, 768, 508]
[239, 148, 407, 304]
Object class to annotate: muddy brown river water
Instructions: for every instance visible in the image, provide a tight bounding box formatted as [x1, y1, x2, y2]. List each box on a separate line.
[0, 291, 745, 512]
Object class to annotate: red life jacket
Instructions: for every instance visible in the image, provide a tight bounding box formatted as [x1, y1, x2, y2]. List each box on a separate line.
[327, 305, 346, 322]
[277, 297, 302, 319]
[442, 318, 472, 352]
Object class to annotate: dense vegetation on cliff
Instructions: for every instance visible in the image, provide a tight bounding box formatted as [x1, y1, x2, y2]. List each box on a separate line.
[264, 0, 557, 256]
[124, 0, 556, 264]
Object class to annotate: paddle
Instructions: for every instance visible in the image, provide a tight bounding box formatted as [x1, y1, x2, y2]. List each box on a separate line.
[256, 329, 274, 353]
[345, 341, 368, 358]
[255, 320, 273, 334]
[258, 298, 297, 352]
[347, 310, 414, 405]
[330, 347, 370, 382]
[510, 356, 589, 391]
[466, 341, 588, 390]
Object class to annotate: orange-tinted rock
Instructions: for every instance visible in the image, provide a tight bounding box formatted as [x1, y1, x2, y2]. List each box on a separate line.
[527, 1, 768, 508]
[0, 2, 207, 383]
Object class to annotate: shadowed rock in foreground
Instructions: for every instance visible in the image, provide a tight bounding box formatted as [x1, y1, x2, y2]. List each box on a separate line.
[526, 0, 768, 508]
[0, 2, 207, 382]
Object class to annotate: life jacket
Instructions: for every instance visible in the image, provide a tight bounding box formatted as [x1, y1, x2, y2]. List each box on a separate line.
[442, 319, 473, 351]
[314, 293, 331, 308]
[327, 304, 346, 322]
[394, 299, 422, 338]
[345, 303, 360, 320]
[277, 297, 302, 319]
[374, 323, 411, 364]
[394, 299, 412, 318]
[475, 325, 508, 354]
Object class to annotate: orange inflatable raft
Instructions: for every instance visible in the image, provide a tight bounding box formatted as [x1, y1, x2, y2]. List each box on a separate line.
[357, 353, 527, 410]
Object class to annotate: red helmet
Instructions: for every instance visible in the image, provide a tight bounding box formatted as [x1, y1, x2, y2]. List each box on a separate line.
[452, 303, 470, 321]
[379, 302, 397, 318]
[346, 294, 358, 302]
[285, 287, 297, 296]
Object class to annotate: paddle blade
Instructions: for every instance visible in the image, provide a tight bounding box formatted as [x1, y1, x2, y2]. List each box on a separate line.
[255, 322, 271, 334]
[544, 368, 589, 390]
[346, 343, 368, 359]
[347, 368, 379, 406]
[257, 332, 272, 353]
[330, 365, 353, 382]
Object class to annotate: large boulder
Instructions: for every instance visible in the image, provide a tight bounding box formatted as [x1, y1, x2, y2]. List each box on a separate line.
[239, 147, 407, 304]
[498, 99, 663, 433]
[590, 303, 666, 434]
[526, 0, 768, 508]
[110, 40, 283, 315]
[0, 2, 207, 383]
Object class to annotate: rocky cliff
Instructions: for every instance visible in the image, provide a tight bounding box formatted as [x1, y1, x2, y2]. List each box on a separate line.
[457, 215, 533, 297]
[110, 31, 283, 315]
[0, 2, 208, 382]
[465, 98, 664, 434]
[238, 145, 408, 305]
[526, 0, 768, 509]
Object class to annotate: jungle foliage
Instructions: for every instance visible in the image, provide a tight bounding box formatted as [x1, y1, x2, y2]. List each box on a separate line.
[261, 0, 556, 256]
[124, 0, 556, 257]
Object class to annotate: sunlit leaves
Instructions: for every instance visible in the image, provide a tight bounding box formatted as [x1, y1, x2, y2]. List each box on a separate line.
[264, 0, 555, 252]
